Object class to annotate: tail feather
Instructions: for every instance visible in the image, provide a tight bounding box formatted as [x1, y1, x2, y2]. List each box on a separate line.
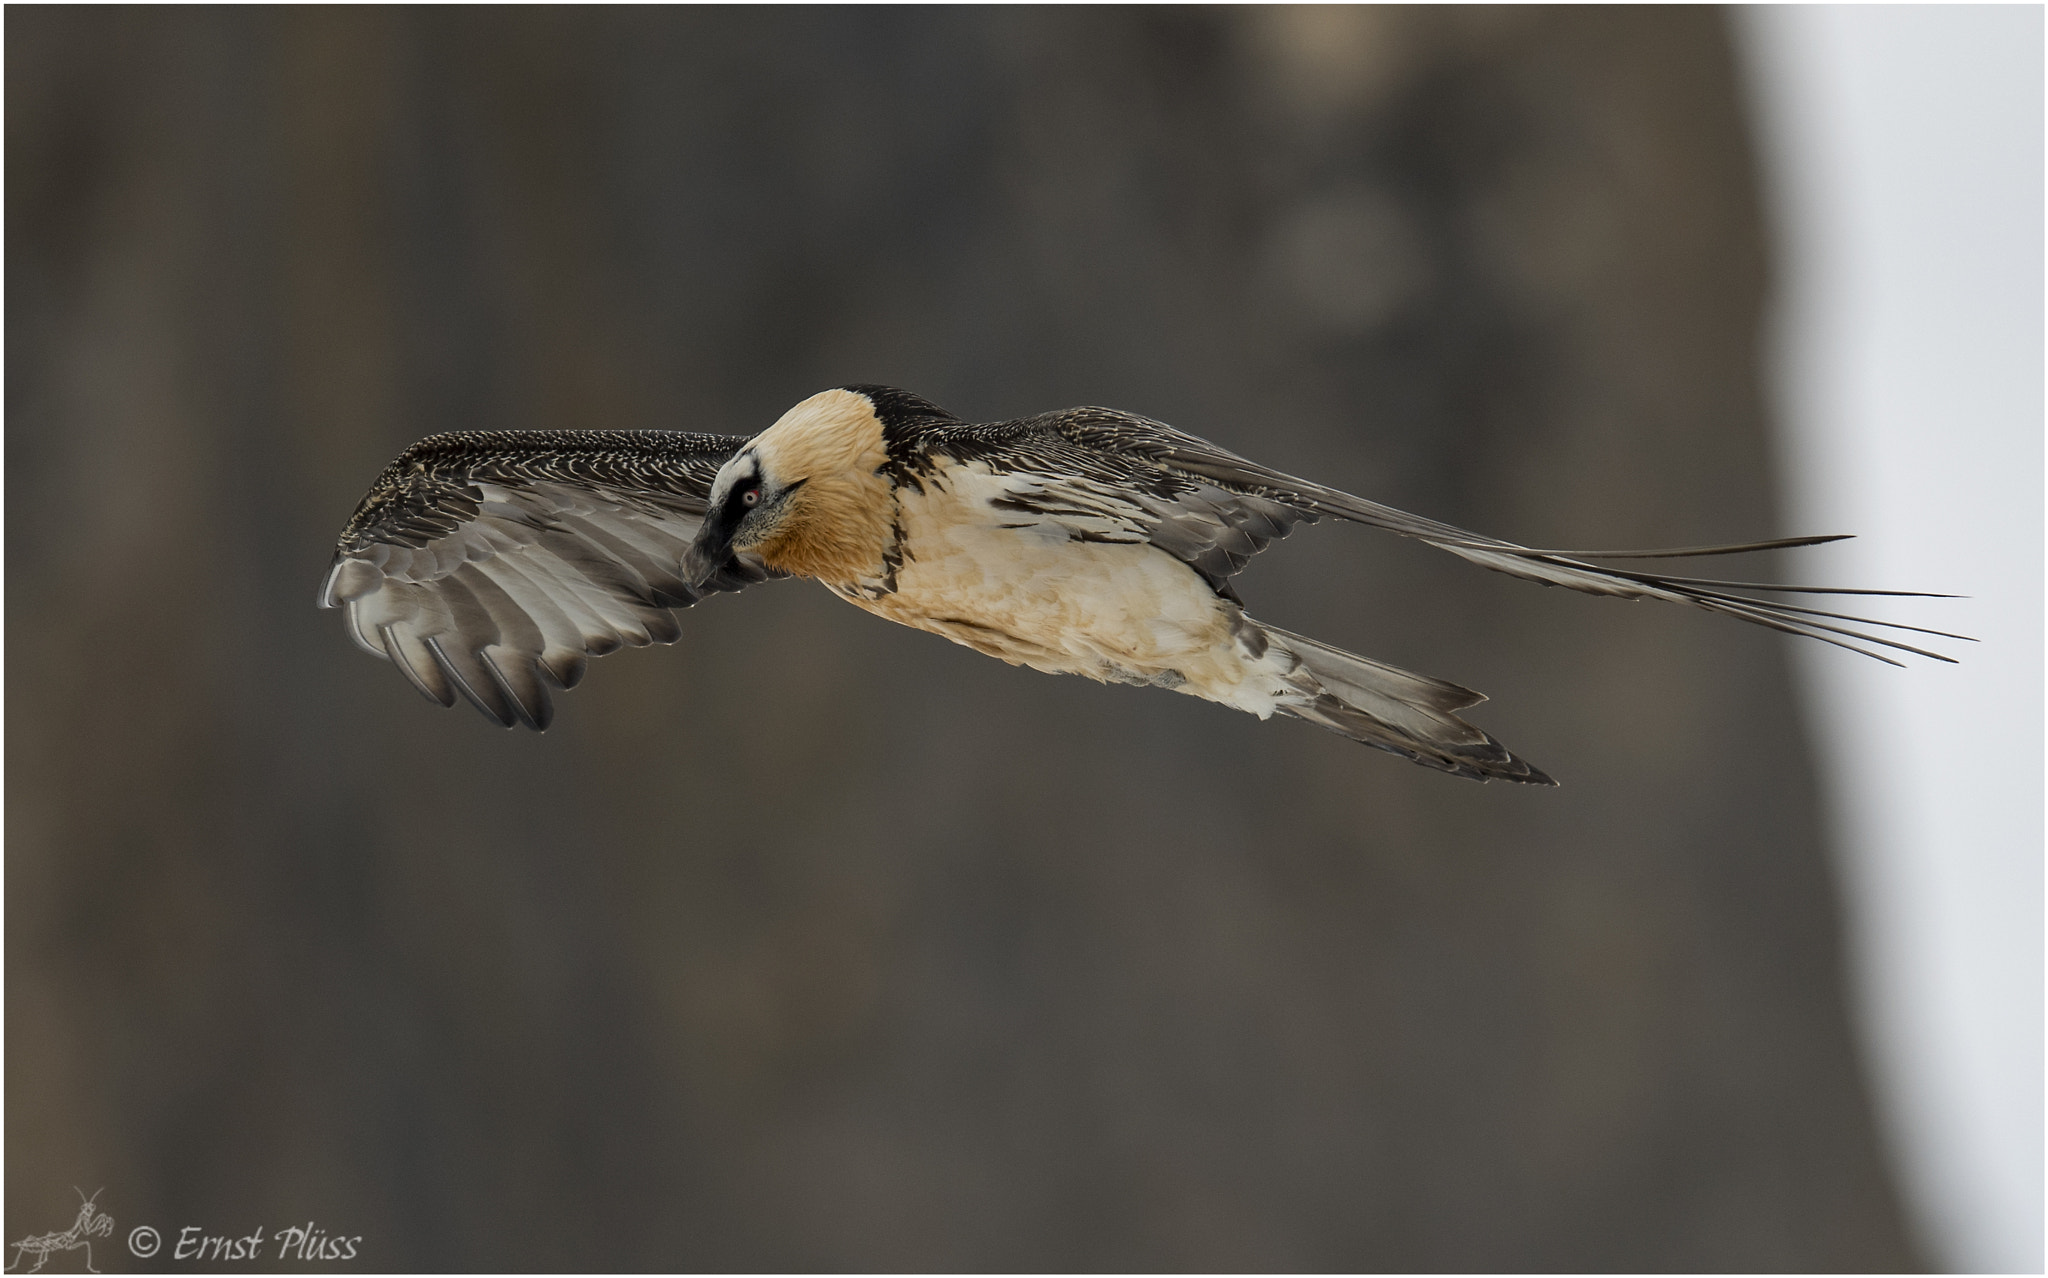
[1261, 625, 1556, 786]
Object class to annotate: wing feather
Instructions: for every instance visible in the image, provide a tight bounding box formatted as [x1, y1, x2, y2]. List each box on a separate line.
[379, 621, 455, 707]
[424, 633, 517, 727]
[482, 645, 552, 730]
[972, 406, 1962, 662]
[321, 429, 767, 728]
[920, 421, 1319, 599]
[470, 556, 600, 687]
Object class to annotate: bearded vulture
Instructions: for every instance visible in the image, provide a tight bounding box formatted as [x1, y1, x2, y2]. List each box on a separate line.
[321, 386, 1960, 783]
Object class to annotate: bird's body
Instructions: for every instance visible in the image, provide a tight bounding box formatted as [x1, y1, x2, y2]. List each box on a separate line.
[323, 386, 1958, 783]
[847, 462, 1256, 696]
[730, 391, 1254, 694]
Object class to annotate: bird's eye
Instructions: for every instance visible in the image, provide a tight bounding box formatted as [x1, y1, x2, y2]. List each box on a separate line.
[741, 487, 761, 508]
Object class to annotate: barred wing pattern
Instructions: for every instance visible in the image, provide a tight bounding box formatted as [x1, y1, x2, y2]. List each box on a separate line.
[320, 430, 762, 729]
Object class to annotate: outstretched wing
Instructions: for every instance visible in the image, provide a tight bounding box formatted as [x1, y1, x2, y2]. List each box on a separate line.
[320, 429, 769, 729]
[997, 406, 1963, 665]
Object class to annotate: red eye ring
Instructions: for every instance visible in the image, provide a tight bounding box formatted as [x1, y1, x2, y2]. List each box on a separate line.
[741, 487, 761, 507]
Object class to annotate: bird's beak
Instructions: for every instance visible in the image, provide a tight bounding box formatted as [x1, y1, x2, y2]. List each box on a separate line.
[683, 519, 737, 590]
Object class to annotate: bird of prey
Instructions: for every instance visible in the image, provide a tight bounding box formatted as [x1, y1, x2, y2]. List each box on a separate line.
[321, 386, 1959, 784]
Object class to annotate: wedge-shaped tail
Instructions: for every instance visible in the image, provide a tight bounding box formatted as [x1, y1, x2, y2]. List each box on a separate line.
[1262, 624, 1556, 785]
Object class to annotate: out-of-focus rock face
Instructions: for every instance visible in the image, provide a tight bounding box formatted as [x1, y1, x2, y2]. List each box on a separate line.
[7, 7, 1919, 1270]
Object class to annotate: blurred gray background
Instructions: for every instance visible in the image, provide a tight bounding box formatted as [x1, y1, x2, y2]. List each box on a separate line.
[7, 7, 1937, 1271]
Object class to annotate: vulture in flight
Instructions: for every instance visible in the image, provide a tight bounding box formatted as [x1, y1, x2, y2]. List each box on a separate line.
[322, 386, 1959, 783]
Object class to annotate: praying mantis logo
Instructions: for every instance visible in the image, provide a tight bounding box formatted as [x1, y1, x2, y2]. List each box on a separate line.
[5, 1189, 114, 1274]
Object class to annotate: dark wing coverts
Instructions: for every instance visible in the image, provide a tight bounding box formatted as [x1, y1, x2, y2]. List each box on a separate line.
[321, 430, 764, 729]
[865, 393, 1312, 604]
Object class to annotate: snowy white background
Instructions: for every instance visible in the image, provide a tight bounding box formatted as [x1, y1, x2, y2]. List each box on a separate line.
[1737, 7, 2044, 1272]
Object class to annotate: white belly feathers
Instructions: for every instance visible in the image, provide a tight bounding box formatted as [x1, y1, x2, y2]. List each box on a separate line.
[834, 460, 1287, 716]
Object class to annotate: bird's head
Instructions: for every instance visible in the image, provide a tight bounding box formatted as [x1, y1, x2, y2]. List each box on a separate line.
[685, 387, 898, 587]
